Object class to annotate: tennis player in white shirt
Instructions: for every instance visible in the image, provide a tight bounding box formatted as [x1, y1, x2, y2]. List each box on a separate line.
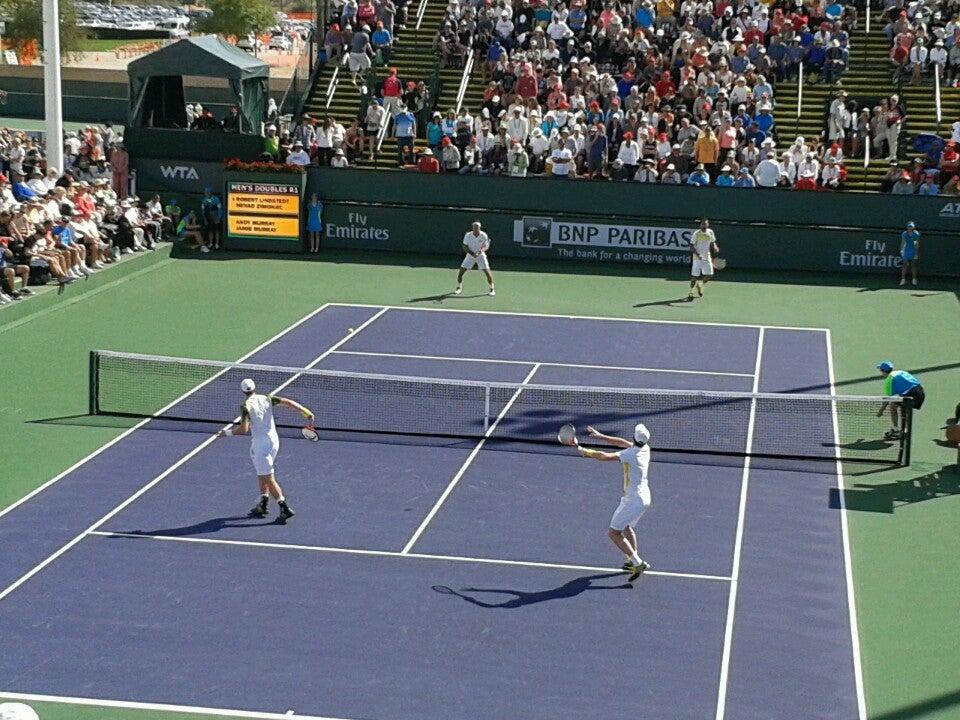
[687, 217, 719, 300]
[574, 423, 653, 581]
[217, 379, 314, 524]
[455, 221, 496, 296]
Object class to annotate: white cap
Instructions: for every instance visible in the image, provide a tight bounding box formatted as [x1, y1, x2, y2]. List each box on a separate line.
[634, 423, 650, 444]
[0, 704, 41, 720]
[240, 378, 256, 393]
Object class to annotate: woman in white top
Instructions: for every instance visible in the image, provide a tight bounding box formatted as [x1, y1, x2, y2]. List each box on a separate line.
[572, 423, 653, 581]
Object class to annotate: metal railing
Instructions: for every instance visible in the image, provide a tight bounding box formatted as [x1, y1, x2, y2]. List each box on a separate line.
[324, 64, 340, 109]
[373, 99, 392, 165]
[415, 0, 429, 31]
[935, 63, 943, 133]
[794, 62, 803, 137]
[455, 49, 474, 113]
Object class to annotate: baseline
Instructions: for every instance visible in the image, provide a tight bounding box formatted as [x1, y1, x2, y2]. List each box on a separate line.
[88, 530, 732, 582]
[333, 302, 832, 333]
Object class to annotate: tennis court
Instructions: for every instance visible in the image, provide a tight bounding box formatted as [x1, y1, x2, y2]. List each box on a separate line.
[0, 302, 903, 720]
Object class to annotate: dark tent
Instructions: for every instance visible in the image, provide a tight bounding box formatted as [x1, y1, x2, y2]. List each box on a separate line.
[128, 36, 268, 133]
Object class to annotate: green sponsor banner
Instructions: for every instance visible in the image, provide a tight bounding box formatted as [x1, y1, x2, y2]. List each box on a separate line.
[322, 203, 960, 276]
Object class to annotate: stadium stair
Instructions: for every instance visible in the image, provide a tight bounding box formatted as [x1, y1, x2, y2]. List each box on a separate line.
[842, 26, 898, 189]
[300, 0, 448, 167]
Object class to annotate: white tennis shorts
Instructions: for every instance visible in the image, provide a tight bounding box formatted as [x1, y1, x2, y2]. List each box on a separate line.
[691, 258, 714, 277]
[250, 439, 280, 476]
[610, 494, 649, 531]
[348, 52, 371, 72]
[461, 252, 490, 270]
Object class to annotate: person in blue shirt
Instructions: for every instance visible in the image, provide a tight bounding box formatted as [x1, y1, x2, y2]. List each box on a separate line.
[305, 192, 323, 254]
[52, 215, 90, 277]
[715, 165, 735, 187]
[733, 167, 756, 187]
[917, 175, 939, 197]
[805, 39, 827, 80]
[10, 173, 37, 202]
[393, 104, 417, 166]
[200, 187, 223, 252]
[687, 164, 711, 186]
[370, 22, 392, 63]
[754, 104, 775, 134]
[876, 360, 924, 439]
[899, 220, 920, 286]
[426, 111, 444, 155]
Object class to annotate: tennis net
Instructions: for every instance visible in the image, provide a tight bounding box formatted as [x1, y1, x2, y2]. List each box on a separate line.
[89, 350, 913, 465]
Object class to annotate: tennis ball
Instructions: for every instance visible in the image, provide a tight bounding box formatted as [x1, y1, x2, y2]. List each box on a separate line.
[348, 327, 355, 334]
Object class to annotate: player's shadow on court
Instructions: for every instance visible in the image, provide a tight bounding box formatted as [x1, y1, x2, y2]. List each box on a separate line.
[432, 572, 633, 609]
[116, 515, 277, 537]
[407, 292, 489, 303]
[632, 297, 693, 309]
[831, 464, 960, 514]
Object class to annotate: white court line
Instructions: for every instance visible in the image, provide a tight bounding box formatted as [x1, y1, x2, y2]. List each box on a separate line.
[400, 363, 542, 554]
[332, 349, 755, 378]
[88, 530, 732, 582]
[0, 302, 340, 524]
[0, 691, 355, 720]
[0, 308, 390, 605]
[714, 326, 764, 720]
[331, 302, 832, 334]
[826, 328, 868, 720]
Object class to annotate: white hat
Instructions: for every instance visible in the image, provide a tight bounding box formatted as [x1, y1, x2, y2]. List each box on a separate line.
[240, 378, 256, 393]
[634, 423, 650, 444]
[0, 704, 40, 720]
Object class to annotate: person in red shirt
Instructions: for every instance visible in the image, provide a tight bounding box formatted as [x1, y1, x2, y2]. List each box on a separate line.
[795, 169, 818, 190]
[417, 147, 440, 173]
[655, 71, 676, 101]
[74, 185, 97, 221]
[514, 64, 538, 100]
[940, 140, 959, 178]
[381, 67, 403, 116]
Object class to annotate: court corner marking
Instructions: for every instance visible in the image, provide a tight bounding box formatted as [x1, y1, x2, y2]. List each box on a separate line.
[825, 328, 868, 720]
[0, 691, 356, 720]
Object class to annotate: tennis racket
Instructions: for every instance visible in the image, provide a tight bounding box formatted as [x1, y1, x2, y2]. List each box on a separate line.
[713, 257, 727, 270]
[301, 425, 319, 442]
[558, 423, 578, 446]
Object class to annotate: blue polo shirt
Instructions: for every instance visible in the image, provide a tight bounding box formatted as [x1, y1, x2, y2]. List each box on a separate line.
[53, 224, 75, 245]
[900, 229, 920, 259]
[884, 370, 920, 396]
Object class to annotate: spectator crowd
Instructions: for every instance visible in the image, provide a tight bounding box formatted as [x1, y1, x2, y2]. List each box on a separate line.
[0, 126, 181, 305]
[331, 0, 868, 190]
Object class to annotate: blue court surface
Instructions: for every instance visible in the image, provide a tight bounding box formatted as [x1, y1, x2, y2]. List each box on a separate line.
[0, 304, 864, 720]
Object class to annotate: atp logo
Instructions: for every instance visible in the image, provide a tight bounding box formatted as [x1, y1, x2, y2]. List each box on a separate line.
[938, 202, 960, 217]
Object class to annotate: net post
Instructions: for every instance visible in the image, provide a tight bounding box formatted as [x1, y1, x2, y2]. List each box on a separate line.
[484, 385, 491, 431]
[901, 397, 913, 466]
[88, 350, 100, 416]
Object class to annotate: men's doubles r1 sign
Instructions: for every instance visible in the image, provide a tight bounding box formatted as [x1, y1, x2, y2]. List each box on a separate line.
[224, 172, 306, 252]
